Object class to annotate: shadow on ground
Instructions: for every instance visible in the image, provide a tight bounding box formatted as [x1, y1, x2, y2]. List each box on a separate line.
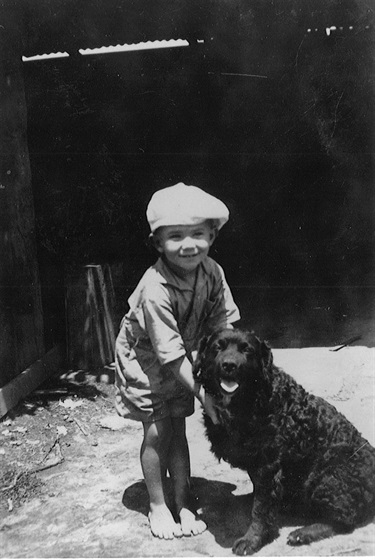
[7, 367, 115, 421]
[123, 476, 254, 549]
[122, 476, 329, 551]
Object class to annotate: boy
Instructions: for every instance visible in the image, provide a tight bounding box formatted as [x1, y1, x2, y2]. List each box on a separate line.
[115, 182, 240, 539]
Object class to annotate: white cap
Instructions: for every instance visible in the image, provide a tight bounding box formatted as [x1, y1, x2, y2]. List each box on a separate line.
[146, 182, 229, 233]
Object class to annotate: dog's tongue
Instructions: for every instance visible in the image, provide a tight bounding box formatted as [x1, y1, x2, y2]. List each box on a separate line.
[220, 379, 239, 393]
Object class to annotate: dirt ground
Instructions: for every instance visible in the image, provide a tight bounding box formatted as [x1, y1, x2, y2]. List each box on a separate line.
[1, 345, 374, 558]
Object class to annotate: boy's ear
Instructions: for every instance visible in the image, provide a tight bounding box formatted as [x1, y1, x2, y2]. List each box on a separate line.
[209, 228, 218, 245]
[150, 233, 163, 253]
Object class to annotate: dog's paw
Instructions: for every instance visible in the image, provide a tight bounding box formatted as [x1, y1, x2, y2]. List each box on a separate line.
[287, 523, 336, 546]
[232, 535, 262, 556]
[287, 528, 311, 546]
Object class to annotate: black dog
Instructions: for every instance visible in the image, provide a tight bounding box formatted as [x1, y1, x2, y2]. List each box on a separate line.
[193, 328, 375, 555]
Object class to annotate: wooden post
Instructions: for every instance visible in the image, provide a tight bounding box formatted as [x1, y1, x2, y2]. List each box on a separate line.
[66, 264, 116, 370]
[0, 6, 45, 389]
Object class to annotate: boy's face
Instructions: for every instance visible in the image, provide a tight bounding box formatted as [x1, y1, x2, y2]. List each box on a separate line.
[154, 222, 216, 276]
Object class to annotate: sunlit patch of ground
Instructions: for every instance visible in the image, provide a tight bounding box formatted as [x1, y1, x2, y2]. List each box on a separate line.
[1, 347, 374, 557]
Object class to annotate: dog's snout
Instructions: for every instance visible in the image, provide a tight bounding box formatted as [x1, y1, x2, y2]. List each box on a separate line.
[222, 360, 237, 373]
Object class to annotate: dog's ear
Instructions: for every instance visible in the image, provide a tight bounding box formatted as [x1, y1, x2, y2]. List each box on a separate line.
[260, 340, 273, 369]
[192, 336, 208, 379]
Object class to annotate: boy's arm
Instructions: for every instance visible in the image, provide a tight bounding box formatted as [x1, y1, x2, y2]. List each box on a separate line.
[168, 355, 219, 424]
[205, 262, 240, 332]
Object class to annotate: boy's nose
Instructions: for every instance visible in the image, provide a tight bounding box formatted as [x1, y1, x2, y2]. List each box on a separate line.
[181, 236, 195, 248]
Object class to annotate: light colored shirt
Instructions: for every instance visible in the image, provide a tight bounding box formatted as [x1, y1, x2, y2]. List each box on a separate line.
[115, 256, 240, 401]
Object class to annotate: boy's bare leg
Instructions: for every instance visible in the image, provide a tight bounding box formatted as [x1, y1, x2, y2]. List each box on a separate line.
[141, 420, 183, 539]
[169, 418, 207, 536]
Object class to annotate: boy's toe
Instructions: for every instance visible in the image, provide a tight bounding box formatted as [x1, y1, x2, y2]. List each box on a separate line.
[173, 524, 183, 538]
[179, 508, 207, 536]
[148, 507, 182, 539]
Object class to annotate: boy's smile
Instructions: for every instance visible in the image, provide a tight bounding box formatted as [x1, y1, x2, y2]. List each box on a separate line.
[155, 222, 215, 277]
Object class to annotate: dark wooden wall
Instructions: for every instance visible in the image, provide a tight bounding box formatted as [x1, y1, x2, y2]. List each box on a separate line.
[0, 0, 373, 387]
[0, 11, 44, 388]
[23, 14, 374, 348]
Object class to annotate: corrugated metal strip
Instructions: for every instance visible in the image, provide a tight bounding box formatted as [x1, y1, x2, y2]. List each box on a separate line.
[20, 0, 211, 57]
[5, 0, 374, 58]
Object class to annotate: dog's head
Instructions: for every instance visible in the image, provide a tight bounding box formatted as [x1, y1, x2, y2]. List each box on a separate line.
[193, 328, 272, 403]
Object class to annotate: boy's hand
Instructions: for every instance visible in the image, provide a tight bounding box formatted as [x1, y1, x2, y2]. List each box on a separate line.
[195, 385, 219, 425]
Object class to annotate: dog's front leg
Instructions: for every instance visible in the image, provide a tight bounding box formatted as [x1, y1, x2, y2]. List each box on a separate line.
[232, 472, 280, 556]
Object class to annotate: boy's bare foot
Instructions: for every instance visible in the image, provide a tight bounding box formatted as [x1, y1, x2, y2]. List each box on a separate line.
[179, 507, 207, 536]
[148, 504, 183, 539]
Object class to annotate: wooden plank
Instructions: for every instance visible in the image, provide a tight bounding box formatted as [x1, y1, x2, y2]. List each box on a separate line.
[66, 265, 116, 370]
[0, 7, 45, 388]
[0, 345, 65, 418]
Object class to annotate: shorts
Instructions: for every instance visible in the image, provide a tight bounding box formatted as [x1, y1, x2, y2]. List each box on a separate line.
[114, 381, 195, 423]
[115, 324, 195, 422]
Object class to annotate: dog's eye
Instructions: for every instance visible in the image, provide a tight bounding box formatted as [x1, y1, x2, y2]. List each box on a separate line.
[239, 343, 255, 355]
[213, 339, 227, 352]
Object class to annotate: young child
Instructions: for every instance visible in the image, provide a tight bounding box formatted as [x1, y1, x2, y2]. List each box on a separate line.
[115, 182, 240, 539]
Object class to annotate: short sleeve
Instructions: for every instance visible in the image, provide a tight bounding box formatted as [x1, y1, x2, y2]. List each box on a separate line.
[141, 285, 186, 365]
[221, 265, 241, 324]
[205, 263, 240, 331]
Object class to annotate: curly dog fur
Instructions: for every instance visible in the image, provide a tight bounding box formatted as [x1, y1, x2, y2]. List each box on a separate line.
[193, 328, 375, 555]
